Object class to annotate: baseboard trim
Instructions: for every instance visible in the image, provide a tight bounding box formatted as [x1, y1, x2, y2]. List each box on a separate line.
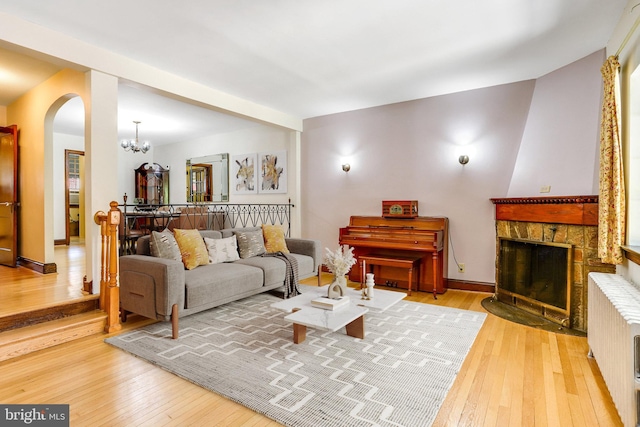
[17, 257, 57, 274]
[54, 239, 66, 246]
[447, 279, 495, 293]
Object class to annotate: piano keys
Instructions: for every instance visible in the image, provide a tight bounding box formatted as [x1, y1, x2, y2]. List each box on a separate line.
[339, 215, 448, 296]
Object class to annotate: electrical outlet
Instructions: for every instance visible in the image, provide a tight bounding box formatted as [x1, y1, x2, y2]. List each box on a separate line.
[458, 263, 465, 273]
[540, 185, 551, 193]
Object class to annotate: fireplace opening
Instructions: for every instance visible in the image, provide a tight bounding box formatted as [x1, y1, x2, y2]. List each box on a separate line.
[497, 238, 572, 325]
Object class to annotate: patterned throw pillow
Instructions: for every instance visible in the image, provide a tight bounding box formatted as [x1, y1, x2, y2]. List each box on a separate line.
[173, 229, 210, 270]
[149, 229, 182, 262]
[234, 230, 267, 259]
[262, 224, 289, 253]
[204, 236, 240, 264]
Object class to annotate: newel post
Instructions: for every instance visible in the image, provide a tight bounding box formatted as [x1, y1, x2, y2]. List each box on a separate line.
[94, 201, 122, 334]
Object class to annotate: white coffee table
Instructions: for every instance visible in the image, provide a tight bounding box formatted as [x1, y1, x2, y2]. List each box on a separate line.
[271, 285, 406, 344]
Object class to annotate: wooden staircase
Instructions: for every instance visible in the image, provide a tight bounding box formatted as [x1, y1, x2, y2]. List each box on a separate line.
[0, 295, 106, 362]
[0, 203, 125, 362]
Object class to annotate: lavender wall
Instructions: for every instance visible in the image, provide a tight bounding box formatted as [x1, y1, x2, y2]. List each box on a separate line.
[302, 81, 536, 284]
[508, 50, 605, 197]
[301, 50, 604, 285]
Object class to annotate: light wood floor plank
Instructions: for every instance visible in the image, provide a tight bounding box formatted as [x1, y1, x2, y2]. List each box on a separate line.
[497, 321, 516, 409]
[465, 338, 494, 426]
[541, 335, 562, 426]
[500, 322, 520, 426]
[578, 351, 622, 426]
[481, 317, 507, 427]
[146, 388, 210, 426]
[566, 335, 603, 425]
[439, 316, 489, 425]
[558, 336, 578, 395]
[532, 329, 549, 427]
[472, 317, 504, 426]
[520, 329, 536, 427]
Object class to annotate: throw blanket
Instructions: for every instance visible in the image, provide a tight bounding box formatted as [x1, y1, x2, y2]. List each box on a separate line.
[262, 252, 300, 298]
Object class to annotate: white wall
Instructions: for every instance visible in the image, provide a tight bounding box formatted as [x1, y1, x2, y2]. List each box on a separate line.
[52, 133, 84, 241]
[508, 50, 605, 197]
[302, 80, 537, 284]
[150, 123, 300, 231]
[153, 124, 294, 204]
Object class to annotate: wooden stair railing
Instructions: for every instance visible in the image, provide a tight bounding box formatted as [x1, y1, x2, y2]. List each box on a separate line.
[94, 201, 122, 334]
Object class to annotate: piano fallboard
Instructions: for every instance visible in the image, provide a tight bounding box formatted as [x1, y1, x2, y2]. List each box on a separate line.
[339, 227, 443, 252]
[339, 216, 448, 294]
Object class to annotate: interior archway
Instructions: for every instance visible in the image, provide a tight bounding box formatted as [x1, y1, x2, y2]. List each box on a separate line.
[52, 97, 86, 247]
[43, 94, 86, 281]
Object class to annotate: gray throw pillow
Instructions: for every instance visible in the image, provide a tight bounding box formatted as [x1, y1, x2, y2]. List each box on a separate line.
[234, 230, 266, 259]
[149, 229, 182, 262]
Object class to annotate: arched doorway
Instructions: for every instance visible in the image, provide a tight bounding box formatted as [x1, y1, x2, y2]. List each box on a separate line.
[43, 94, 86, 285]
[52, 97, 86, 247]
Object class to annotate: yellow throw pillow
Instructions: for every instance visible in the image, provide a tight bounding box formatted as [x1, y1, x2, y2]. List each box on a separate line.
[173, 229, 209, 270]
[262, 224, 289, 253]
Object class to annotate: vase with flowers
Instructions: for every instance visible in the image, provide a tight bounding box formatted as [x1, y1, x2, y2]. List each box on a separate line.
[323, 245, 357, 299]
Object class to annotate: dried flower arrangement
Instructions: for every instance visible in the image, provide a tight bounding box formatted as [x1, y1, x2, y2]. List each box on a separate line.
[323, 245, 357, 277]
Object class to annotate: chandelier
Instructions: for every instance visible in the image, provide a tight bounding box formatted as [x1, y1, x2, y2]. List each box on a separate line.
[120, 121, 150, 154]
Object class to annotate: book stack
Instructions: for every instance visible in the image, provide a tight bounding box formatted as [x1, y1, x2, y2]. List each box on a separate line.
[311, 296, 351, 310]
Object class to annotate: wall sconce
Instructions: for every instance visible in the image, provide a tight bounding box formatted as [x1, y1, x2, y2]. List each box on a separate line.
[458, 155, 469, 165]
[342, 163, 351, 172]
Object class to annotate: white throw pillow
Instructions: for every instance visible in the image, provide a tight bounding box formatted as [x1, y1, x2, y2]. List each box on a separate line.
[204, 236, 240, 264]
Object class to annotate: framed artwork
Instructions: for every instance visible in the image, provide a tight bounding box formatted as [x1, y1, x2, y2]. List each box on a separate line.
[231, 153, 258, 194]
[258, 150, 287, 194]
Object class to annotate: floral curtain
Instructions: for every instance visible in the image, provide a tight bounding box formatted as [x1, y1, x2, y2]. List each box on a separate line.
[598, 56, 626, 265]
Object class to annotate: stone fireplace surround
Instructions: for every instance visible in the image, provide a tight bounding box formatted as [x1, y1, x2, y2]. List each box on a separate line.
[490, 195, 615, 332]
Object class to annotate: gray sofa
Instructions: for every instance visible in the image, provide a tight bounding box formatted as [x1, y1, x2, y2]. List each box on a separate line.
[119, 227, 321, 338]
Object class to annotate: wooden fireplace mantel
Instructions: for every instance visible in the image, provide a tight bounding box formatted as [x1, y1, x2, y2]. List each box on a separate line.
[490, 195, 598, 226]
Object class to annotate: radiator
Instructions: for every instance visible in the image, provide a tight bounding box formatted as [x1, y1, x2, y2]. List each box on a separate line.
[588, 272, 640, 427]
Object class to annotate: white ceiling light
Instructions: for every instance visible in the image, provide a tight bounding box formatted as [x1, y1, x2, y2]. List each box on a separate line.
[120, 121, 150, 154]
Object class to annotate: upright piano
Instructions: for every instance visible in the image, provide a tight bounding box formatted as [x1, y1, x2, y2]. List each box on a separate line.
[339, 216, 448, 296]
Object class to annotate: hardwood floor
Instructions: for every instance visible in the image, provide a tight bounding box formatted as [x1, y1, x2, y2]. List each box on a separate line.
[0, 238, 90, 317]
[0, 245, 623, 426]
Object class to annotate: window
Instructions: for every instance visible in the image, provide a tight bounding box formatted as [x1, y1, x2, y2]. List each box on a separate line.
[68, 153, 81, 192]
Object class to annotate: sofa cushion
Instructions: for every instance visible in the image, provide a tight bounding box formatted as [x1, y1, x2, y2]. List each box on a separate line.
[204, 235, 240, 264]
[235, 256, 286, 286]
[234, 229, 266, 259]
[288, 253, 315, 277]
[262, 224, 289, 253]
[184, 263, 263, 308]
[149, 229, 182, 262]
[174, 228, 209, 270]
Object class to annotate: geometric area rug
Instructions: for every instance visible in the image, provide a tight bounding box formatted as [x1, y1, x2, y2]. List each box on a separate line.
[106, 290, 486, 427]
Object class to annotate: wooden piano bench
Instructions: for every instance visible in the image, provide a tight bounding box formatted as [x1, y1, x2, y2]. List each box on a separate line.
[359, 254, 423, 297]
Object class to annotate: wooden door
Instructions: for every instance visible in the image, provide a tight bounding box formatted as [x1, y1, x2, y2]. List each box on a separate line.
[0, 125, 18, 267]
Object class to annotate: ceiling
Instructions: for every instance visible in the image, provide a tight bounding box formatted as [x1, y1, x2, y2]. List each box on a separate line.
[0, 0, 629, 144]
